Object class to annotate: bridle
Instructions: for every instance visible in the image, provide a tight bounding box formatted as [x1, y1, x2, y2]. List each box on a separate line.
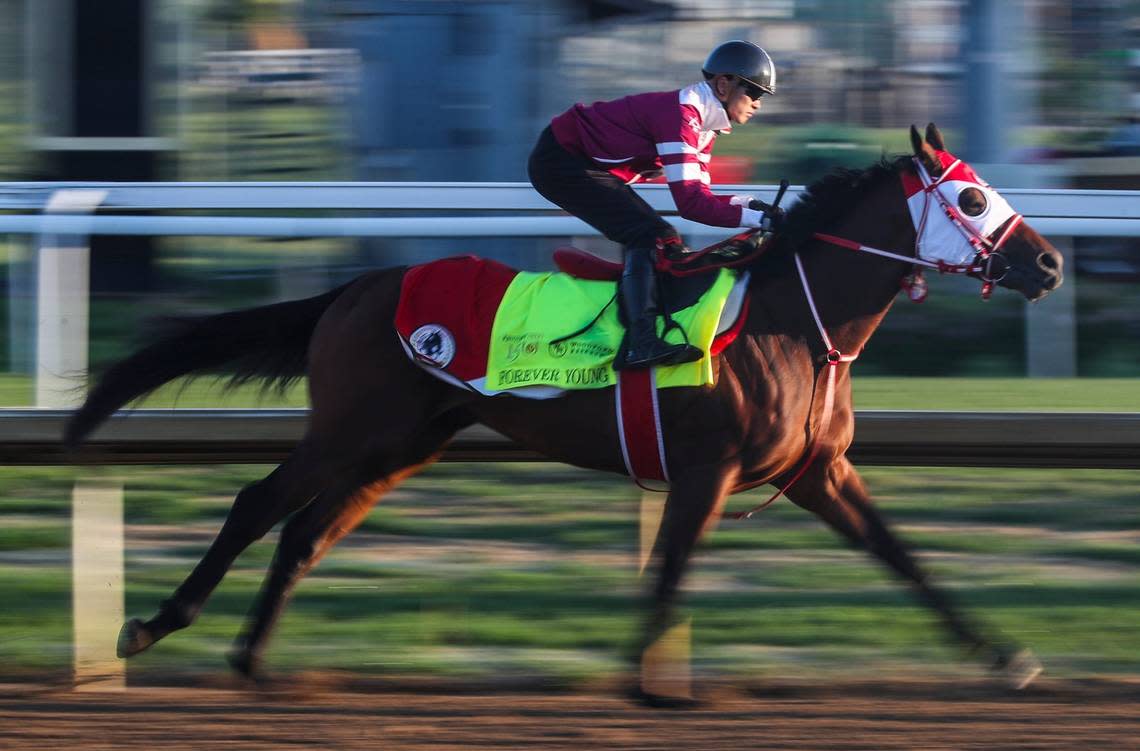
[815, 155, 1024, 301]
[907, 154, 1024, 298]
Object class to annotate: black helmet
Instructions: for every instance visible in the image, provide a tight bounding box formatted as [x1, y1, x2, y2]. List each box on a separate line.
[702, 40, 776, 96]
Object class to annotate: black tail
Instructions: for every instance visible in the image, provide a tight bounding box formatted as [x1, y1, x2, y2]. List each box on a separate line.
[64, 282, 352, 448]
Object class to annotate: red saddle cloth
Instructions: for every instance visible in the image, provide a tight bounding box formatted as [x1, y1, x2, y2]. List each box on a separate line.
[394, 255, 518, 382]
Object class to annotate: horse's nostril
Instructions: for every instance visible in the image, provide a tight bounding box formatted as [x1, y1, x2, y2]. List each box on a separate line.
[1038, 252, 1059, 271]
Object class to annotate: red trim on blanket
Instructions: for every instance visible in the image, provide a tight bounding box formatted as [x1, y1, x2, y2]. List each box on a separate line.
[709, 296, 749, 356]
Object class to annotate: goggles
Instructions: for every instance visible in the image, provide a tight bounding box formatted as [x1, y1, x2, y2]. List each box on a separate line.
[902, 150, 1023, 273]
[734, 77, 768, 101]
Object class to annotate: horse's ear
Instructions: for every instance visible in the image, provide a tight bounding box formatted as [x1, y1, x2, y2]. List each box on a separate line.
[909, 124, 941, 175]
[925, 123, 946, 151]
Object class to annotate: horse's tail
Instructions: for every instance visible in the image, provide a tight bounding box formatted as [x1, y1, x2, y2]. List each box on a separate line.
[64, 282, 353, 448]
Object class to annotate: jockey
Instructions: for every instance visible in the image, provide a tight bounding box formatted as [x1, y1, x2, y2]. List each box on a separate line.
[528, 40, 783, 370]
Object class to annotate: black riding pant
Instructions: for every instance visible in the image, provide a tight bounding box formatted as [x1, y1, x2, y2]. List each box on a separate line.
[527, 126, 672, 250]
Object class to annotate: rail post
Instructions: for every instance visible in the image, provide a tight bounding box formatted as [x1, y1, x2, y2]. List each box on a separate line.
[35, 189, 105, 408]
[1026, 236, 1076, 377]
[36, 190, 128, 690]
[71, 480, 126, 690]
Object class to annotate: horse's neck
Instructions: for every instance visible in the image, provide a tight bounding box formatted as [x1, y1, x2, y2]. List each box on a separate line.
[751, 178, 916, 363]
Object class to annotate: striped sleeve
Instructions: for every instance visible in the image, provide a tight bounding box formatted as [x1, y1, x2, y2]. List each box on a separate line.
[654, 104, 745, 228]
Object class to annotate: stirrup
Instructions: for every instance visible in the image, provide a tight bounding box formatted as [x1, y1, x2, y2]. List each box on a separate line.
[657, 233, 692, 262]
[614, 341, 702, 371]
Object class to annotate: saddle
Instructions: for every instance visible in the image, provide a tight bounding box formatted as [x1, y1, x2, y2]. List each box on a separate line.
[552, 228, 772, 314]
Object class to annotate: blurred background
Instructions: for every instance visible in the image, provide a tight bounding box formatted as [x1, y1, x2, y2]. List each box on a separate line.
[0, 0, 1137, 690]
[0, 0, 1137, 383]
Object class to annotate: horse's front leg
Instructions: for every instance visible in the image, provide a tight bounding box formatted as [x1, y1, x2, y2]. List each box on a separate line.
[785, 456, 1041, 688]
[635, 464, 739, 704]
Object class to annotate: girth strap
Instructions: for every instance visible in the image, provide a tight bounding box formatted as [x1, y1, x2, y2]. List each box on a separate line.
[615, 368, 670, 491]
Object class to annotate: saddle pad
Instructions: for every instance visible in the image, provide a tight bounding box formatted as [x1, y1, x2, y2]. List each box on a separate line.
[394, 255, 743, 397]
[486, 269, 737, 391]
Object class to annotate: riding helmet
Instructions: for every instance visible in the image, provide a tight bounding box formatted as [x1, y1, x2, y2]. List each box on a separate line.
[702, 40, 776, 96]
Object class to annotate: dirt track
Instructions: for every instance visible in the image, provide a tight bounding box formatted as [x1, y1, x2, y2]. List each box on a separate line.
[2, 679, 1138, 750]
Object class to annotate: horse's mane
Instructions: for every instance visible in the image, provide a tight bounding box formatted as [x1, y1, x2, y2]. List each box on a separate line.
[752, 155, 911, 273]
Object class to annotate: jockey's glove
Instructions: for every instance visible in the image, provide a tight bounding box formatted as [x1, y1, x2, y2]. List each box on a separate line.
[748, 199, 786, 232]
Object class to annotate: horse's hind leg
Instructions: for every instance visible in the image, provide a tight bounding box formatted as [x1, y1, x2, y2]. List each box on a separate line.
[786, 457, 1041, 688]
[117, 438, 341, 659]
[227, 414, 465, 678]
[226, 472, 405, 678]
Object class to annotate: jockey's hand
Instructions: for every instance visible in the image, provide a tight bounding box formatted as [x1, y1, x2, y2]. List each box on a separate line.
[761, 207, 785, 233]
[748, 199, 786, 233]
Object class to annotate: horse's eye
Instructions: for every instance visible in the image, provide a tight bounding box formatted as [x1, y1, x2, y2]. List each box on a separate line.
[958, 187, 988, 217]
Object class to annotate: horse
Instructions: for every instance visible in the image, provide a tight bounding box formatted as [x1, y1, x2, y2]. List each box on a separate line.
[65, 124, 1063, 703]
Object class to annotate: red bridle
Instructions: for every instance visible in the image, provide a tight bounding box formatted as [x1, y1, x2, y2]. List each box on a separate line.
[815, 156, 1024, 300]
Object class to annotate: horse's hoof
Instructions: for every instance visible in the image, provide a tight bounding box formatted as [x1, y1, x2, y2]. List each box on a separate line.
[627, 684, 700, 710]
[225, 645, 262, 681]
[1000, 648, 1043, 690]
[117, 618, 154, 658]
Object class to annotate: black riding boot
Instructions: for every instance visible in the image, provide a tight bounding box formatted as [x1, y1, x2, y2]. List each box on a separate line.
[615, 246, 702, 370]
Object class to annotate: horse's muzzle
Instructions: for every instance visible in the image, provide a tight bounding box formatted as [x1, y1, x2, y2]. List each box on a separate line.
[1037, 252, 1063, 292]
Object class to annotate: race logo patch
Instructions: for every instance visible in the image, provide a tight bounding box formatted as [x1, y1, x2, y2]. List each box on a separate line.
[409, 324, 456, 368]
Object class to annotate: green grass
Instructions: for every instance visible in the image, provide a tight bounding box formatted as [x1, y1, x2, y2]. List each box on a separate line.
[0, 373, 307, 409]
[1, 463, 1138, 684]
[0, 374, 1135, 411]
[0, 524, 68, 551]
[852, 377, 1140, 411]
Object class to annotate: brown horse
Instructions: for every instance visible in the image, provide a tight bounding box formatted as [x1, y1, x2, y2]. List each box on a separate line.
[65, 124, 1062, 701]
